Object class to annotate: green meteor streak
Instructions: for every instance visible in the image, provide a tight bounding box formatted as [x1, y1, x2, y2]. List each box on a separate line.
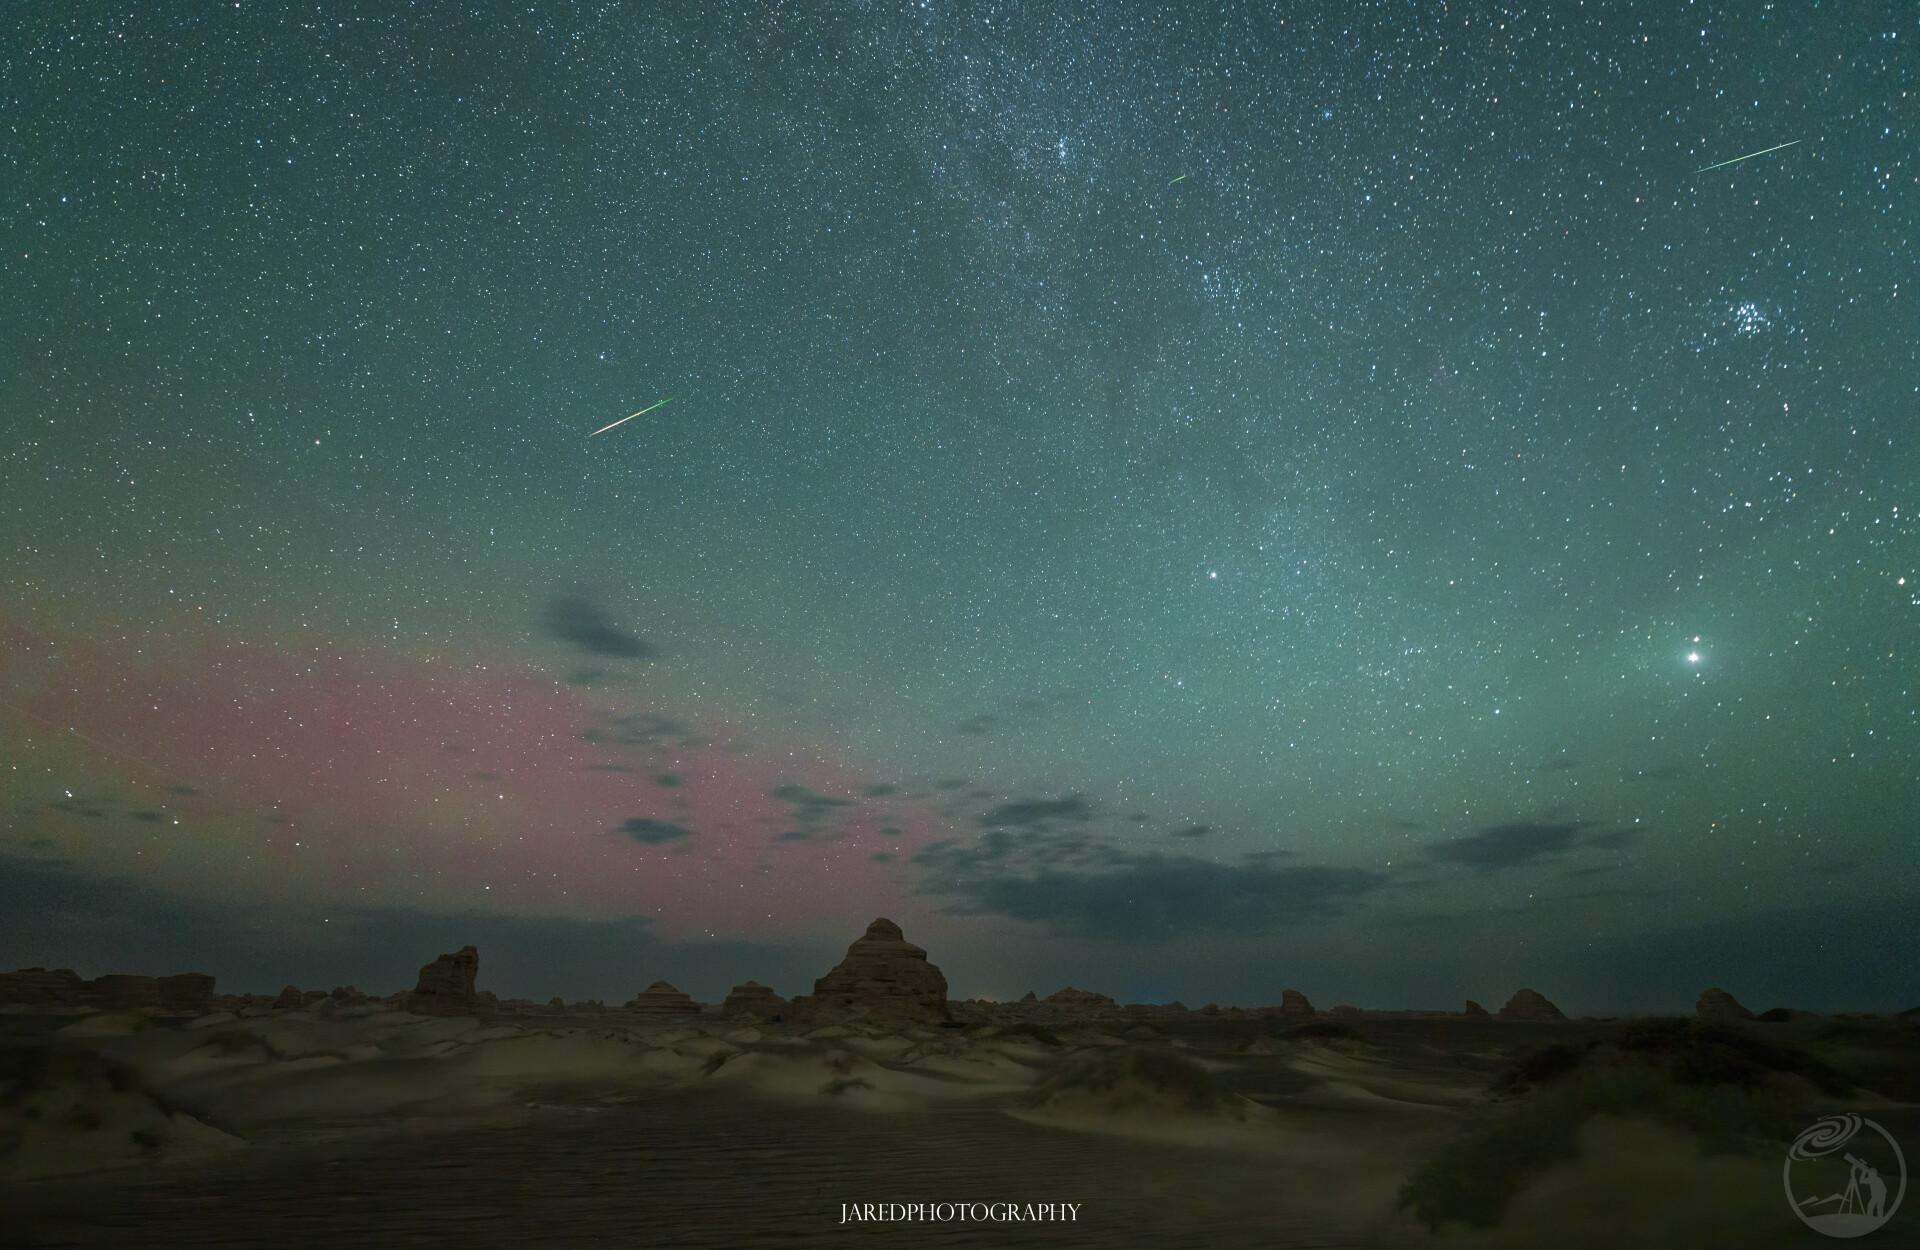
[590, 397, 674, 437]
[1168, 174, 1187, 184]
[1693, 140, 1799, 175]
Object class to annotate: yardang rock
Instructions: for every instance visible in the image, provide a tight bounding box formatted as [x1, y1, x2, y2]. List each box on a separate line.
[1497, 988, 1565, 1021]
[804, 917, 949, 1024]
[721, 981, 789, 1020]
[627, 981, 699, 1018]
[410, 945, 479, 1016]
[1696, 987, 1756, 1021]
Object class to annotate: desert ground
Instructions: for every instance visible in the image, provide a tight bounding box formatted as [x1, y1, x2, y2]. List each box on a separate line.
[4, 991, 1916, 1248]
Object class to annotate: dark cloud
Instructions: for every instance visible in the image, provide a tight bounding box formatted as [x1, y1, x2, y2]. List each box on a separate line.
[1171, 824, 1211, 838]
[564, 667, 605, 687]
[979, 794, 1094, 829]
[861, 783, 898, 798]
[581, 713, 691, 747]
[127, 810, 167, 823]
[871, 852, 896, 863]
[769, 783, 854, 840]
[1425, 821, 1585, 871]
[540, 593, 653, 658]
[913, 823, 1106, 878]
[654, 773, 682, 788]
[616, 817, 695, 844]
[770, 784, 853, 810]
[918, 852, 1384, 941]
[956, 714, 1000, 735]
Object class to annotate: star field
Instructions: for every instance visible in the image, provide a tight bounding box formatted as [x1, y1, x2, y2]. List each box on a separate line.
[3, 1, 1913, 1010]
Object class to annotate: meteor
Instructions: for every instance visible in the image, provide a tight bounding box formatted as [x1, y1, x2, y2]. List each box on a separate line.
[590, 397, 674, 437]
[1693, 140, 1799, 175]
[1168, 174, 1188, 184]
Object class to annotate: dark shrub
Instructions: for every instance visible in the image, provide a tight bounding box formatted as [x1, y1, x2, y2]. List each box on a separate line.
[1491, 1041, 1598, 1094]
[1617, 1017, 1851, 1095]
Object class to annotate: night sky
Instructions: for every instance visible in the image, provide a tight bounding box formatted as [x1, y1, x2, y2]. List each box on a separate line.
[4, 1, 1914, 1013]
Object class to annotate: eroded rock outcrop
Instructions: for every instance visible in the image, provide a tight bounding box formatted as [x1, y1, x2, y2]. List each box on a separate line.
[627, 981, 699, 1018]
[0, 968, 88, 1005]
[1032, 987, 1122, 1027]
[1280, 990, 1316, 1020]
[90, 976, 162, 1011]
[1696, 987, 1755, 1021]
[158, 974, 216, 1014]
[409, 945, 479, 1016]
[1, 969, 215, 1013]
[721, 981, 788, 1020]
[801, 917, 949, 1024]
[1464, 1000, 1490, 1018]
[1497, 988, 1565, 1021]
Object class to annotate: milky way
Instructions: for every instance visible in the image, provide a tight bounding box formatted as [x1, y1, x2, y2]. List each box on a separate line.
[3, 2, 1913, 1010]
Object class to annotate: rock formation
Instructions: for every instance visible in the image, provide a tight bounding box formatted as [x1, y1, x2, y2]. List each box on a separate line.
[1464, 1000, 1490, 1018]
[0, 968, 214, 1013]
[1695, 987, 1755, 1021]
[274, 984, 305, 1009]
[1497, 988, 1565, 1021]
[409, 945, 479, 1016]
[1032, 986, 1122, 1026]
[802, 917, 949, 1024]
[721, 981, 788, 1020]
[0, 968, 88, 1005]
[91, 975, 162, 1010]
[1327, 1005, 1364, 1019]
[1280, 990, 1315, 1019]
[627, 981, 699, 1018]
[158, 974, 216, 1013]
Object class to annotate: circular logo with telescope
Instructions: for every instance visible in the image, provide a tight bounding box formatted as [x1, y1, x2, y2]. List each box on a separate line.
[1784, 1114, 1906, 1238]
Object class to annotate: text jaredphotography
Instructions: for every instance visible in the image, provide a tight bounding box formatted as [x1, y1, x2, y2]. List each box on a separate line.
[841, 1202, 1082, 1223]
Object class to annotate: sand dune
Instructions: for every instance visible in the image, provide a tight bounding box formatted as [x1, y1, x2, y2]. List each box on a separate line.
[6, 977, 1917, 1246]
